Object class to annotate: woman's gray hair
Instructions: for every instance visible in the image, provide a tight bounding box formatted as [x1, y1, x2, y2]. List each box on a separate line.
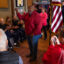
[0, 29, 7, 49]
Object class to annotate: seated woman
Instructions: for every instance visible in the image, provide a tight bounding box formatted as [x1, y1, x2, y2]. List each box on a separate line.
[42, 30, 64, 64]
[12, 16, 26, 45]
[12, 16, 20, 46]
[17, 20, 26, 42]
[5, 16, 14, 48]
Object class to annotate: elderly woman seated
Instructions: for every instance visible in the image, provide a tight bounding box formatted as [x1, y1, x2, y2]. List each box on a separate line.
[42, 30, 64, 64]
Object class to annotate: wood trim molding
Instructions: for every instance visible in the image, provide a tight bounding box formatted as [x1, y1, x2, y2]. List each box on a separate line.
[27, 0, 33, 7]
[11, 0, 14, 18]
[37, 0, 40, 2]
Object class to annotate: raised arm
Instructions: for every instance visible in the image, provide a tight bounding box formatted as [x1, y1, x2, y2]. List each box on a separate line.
[15, 8, 25, 20]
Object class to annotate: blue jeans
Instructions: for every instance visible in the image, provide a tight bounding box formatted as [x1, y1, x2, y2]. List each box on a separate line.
[27, 34, 41, 59]
[27, 36, 33, 55]
[32, 34, 41, 59]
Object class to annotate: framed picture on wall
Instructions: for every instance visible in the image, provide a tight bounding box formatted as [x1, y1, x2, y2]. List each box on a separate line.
[16, 0, 23, 7]
[0, 0, 8, 8]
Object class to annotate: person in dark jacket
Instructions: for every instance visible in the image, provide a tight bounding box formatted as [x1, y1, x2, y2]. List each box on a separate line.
[12, 16, 26, 42]
[62, 1, 64, 24]
[12, 16, 20, 46]
[0, 29, 23, 64]
[5, 17, 13, 48]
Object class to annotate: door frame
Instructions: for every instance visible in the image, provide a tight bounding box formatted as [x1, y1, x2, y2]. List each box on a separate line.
[11, 0, 14, 18]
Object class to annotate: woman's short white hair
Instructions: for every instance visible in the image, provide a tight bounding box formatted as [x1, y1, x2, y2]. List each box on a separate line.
[0, 29, 7, 49]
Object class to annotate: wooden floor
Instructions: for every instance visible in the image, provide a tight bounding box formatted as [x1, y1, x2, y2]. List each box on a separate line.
[14, 31, 51, 64]
[20, 31, 50, 51]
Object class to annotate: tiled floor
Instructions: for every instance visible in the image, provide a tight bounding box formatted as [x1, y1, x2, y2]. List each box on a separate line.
[14, 32, 51, 64]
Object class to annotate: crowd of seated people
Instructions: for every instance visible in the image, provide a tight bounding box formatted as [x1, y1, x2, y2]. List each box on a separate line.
[0, 16, 26, 48]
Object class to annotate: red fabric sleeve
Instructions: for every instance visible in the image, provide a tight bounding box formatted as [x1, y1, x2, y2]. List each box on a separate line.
[17, 12, 25, 20]
[44, 13, 48, 20]
[42, 45, 54, 64]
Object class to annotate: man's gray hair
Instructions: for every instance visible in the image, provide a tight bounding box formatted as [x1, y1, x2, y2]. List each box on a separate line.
[0, 29, 7, 49]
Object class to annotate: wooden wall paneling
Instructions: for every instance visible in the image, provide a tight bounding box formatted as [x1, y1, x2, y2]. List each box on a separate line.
[27, 0, 33, 7]
[0, 0, 8, 8]
[11, 0, 14, 18]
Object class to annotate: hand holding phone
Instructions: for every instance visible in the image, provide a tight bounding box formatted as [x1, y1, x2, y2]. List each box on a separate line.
[51, 36, 60, 46]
